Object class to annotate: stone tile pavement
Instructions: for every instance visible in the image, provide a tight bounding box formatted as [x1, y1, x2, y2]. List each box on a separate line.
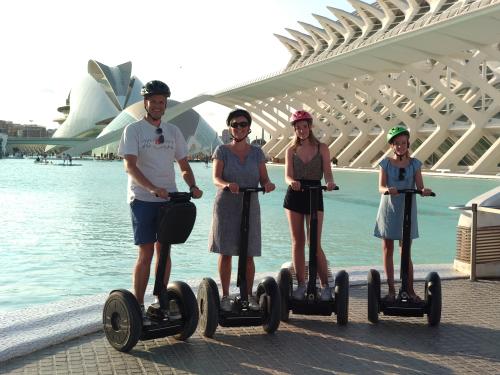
[1, 278, 499, 374]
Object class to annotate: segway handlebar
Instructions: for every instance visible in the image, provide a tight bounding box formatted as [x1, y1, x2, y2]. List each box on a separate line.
[384, 189, 436, 196]
[168, 191, 193, 202]
[299, 185, 340, 191]
[223, 186, 266, 193]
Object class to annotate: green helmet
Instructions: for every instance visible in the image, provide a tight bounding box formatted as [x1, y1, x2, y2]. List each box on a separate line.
[387, 126, 409, 143]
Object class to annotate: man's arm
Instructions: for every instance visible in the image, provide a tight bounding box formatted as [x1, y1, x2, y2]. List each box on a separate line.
[177, 157, 203, 198]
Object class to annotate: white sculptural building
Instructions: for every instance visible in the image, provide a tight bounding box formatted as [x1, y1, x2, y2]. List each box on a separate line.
[49, 60, 220, 157]
[206, 0, 500, 175]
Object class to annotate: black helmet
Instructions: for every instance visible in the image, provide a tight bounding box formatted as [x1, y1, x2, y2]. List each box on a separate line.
[226, 108, 252, 127]
[141, 80, 171, 98]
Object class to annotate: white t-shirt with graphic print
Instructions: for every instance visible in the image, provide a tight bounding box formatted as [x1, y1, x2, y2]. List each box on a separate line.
[118, 119, 188, 203]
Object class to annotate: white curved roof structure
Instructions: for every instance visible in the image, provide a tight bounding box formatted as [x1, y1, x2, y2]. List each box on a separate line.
[202, 0, 500, 175]
[60, 1, 500, 175]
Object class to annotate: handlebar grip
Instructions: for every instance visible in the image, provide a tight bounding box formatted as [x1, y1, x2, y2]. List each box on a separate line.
[322, 185, 340, 191]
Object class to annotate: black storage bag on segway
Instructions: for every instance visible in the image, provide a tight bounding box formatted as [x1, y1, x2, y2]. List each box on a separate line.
[157, 201, 196, 244]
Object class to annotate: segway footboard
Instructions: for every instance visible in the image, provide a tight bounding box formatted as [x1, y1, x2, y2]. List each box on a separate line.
[281, 261, 337, 316]
[141, 320, 184, 340]
[381, 300, 426, 317]
[219, 299, 263, 327]
[142, 280, 199, 341]
[290, 299, 335, 315]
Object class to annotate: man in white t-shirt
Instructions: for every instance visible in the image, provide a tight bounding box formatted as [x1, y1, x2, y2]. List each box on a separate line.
[117, 80, 203, 324]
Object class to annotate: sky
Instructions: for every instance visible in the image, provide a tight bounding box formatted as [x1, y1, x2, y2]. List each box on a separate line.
[0, 0, 352, 134]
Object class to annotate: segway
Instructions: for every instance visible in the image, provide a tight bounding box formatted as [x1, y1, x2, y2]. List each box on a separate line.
[197, 187, 281, 337]
[103, 192, 199, 352]
[277, 185, 349, 325]
[367, 189, 441, 326]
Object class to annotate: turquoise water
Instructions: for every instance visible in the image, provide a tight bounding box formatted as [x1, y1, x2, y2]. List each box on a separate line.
[0, 158, 497, 311]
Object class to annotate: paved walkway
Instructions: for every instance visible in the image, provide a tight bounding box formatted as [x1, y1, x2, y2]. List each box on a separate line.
[1, 278, 499, 375]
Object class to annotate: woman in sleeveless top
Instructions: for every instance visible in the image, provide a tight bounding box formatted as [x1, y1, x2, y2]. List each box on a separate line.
[209, 109, 275, 312]
[283, 110, 336, 301]
[374, 126, 433, 303]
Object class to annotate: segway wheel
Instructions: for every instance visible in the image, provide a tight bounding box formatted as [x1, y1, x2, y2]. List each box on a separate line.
[367, 269, 381, 324]
[257, 277, 281, 334]
[167, 281, 199, 341]
[102, 289, 142, 352]
[334, 270, 349, 325]
[197, 278, 220, 338]
[425, 272, 441, 326]
[277, 268, 292, 322]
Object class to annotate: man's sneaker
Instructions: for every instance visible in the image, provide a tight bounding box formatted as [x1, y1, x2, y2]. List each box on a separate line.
[320, 286, 332, 301]
[248, 295, 260, 310]
[292, 284, 306, 300]
[165, 299, 182, 321]
[141, 305, 152, 326]
[220, 296, 232, 312]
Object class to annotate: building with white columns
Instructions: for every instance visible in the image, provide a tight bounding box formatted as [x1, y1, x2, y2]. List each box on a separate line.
[208, 0, 500, 175]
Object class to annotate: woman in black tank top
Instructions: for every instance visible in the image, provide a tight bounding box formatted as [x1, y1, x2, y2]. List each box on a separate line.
[283, 110, 337, 301]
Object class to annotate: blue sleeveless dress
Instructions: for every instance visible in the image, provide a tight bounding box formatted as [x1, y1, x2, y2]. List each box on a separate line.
[374, 158, 422, 240]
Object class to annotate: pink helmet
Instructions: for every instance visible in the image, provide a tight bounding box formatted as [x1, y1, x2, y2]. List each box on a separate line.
[290, 110, 313, 125]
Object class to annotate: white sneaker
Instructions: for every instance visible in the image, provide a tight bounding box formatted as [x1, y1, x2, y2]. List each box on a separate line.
[292, 284, 306, 300]
[320, 286, 332, 301]
[248, 295, 260, 310]
[220, 296, 232, 312]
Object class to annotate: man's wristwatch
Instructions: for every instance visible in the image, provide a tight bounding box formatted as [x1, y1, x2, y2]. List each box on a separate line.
[189, 185, 198, 192]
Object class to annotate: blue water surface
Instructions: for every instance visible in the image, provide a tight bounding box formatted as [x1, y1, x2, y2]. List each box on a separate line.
[0, 158, 497, 311]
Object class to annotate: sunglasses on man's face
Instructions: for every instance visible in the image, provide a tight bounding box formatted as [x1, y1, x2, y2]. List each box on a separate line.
[398, 167, 406, 181]
[229, 121, 250, 129]
[155, 127, 164, 144]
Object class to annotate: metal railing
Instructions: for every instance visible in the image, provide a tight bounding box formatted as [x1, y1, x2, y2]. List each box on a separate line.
[449, 204, 500, 281]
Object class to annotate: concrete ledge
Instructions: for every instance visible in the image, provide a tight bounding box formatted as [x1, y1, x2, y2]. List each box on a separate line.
[454, 259, 500, 278]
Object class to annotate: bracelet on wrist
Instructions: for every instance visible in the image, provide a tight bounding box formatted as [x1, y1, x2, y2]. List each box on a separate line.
[189, 185, 198, 191]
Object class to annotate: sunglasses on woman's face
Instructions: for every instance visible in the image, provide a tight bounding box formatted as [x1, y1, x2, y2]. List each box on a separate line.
[229, 121, 250, 129]
[398, 167, 406, 181]
[155, 127, 164, 144]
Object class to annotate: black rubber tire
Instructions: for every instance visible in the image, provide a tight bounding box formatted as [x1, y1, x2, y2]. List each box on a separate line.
[425, 272, 442, 326]
[167, 281, 199, 341]
[102, 289, 142, 352]
[334, 270, 349, 325]
[277, 268, 292, 322]
[367, 269, 381, 324]
[257, 277, 281, 334]
[197, 278, 220, 338]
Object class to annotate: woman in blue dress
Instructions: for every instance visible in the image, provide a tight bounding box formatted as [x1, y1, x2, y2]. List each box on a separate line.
[208, 109, 275, 312]
[374, 126, 433, 303]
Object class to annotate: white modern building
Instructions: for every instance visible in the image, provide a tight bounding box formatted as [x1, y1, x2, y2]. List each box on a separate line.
[50, 60, 220, 157]
[204, 0, 500, 175]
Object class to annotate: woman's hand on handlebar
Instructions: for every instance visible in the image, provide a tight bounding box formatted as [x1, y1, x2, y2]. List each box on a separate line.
[386, 187, 399, 195]
[421, 187, 433, 196]
[226, 182, 239, 194]
[263, 181, 275, 193]
[290, 180, 301, 191]
[325, 181, 336, 191]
